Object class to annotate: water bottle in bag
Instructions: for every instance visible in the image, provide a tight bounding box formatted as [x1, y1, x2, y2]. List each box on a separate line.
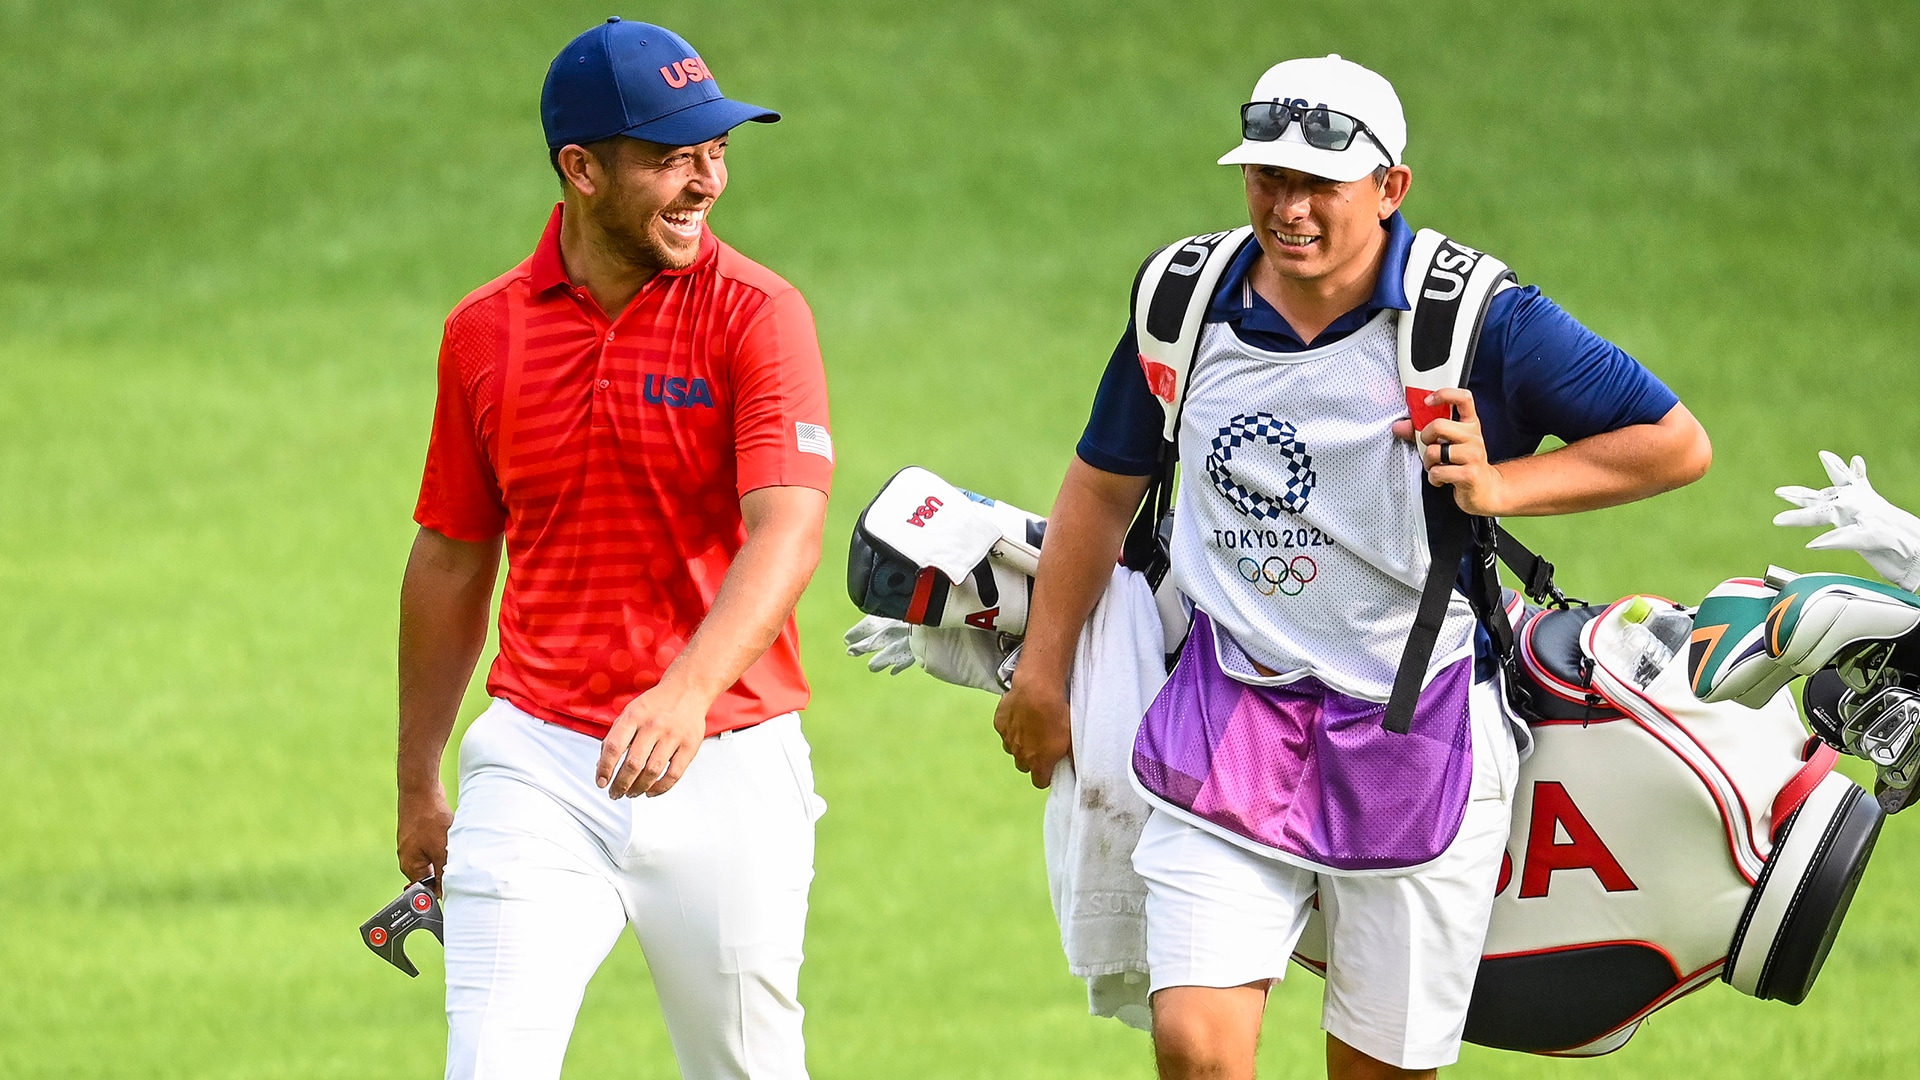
[1621, 596, 1694, 688]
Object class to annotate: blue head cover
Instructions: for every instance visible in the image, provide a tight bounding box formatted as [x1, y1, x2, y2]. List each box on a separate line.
[541, 17, 779, 150]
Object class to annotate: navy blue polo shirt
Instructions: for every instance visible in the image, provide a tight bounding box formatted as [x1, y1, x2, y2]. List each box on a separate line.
[1077, 213, 1679, 475]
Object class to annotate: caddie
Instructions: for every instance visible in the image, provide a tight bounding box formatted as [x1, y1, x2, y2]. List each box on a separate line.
[993, 55, 1712, 1078]
[395, 18, 832, 1079]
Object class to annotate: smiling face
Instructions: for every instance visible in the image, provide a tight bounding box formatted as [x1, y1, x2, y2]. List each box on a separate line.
[1243, 162, 1409, 286]
[572, 135, 729, 274]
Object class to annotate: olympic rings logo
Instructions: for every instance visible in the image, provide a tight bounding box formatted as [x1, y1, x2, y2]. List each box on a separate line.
[1237, 555, 1318, 597]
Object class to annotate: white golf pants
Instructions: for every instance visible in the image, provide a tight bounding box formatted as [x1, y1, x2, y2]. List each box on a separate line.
[441, 698, 824, 1080]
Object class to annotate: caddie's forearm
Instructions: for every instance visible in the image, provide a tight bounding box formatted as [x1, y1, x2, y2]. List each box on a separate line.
[1496, 403, 1711, 517]
[655, 486, 827, 707]
[397, 527, 501, 793]
[1015, 457, 1154, 693]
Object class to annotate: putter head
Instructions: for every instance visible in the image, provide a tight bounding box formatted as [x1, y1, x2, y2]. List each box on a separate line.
[360, 877, 443, 978]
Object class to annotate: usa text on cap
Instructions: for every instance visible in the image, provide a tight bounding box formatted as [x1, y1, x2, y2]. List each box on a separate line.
[541, 17, 779, 150]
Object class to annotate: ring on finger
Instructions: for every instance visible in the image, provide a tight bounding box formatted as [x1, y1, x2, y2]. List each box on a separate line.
[1438, 442, 1452, 465]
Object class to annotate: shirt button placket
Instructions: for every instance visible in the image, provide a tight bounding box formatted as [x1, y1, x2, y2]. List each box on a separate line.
[591, 327, 618, 429]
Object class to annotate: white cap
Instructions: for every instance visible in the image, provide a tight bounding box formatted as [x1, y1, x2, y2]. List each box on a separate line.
[1217, 54, 1405, 182]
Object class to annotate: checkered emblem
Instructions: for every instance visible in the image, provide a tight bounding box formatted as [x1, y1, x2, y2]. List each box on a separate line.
[1206, 413, 1315, 520]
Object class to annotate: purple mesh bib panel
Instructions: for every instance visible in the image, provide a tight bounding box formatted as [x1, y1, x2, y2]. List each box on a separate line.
[1132, 611, 1475, 871]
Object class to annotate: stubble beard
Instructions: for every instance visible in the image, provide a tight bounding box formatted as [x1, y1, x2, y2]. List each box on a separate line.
[588, 180, 701, 277]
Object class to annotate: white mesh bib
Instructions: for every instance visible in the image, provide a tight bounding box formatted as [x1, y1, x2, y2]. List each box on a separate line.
[1169, 311, 1476, 701]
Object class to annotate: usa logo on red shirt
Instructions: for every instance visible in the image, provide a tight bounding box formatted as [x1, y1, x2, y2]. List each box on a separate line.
[643, 375, 715, 408]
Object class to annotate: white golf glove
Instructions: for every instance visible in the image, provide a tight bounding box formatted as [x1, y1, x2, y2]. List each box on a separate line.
[1775, 451, 1920, 592]
[844, 614, 915, 675]
[910, 624, 1018, 695]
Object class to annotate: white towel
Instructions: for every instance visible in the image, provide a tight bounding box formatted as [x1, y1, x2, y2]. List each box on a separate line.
[1044, 566, 1168, 1031]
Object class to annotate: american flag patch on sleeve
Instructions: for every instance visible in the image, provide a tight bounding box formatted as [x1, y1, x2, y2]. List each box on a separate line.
[796, 422, 834, 462]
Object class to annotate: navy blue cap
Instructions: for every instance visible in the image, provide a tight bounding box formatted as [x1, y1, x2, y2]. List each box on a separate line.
[541, 18, 779, 149]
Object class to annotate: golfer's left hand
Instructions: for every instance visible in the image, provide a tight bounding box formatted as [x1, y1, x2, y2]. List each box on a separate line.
[598, 685, 709, 798]
[1391, 388, 1507, 516]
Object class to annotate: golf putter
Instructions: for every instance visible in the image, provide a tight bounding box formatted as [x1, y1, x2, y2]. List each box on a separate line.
[360, 877, 444, 977]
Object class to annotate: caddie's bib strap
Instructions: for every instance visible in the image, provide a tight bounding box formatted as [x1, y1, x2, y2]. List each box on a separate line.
[1122, 228, 1254, 588]
[1386, 489, 1477, 733]
[1384, 231, 1528, 732]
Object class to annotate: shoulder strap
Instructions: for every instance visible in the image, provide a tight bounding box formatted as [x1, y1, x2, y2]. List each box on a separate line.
[1385, 230, 1541, 734]
[1133, 227, 1257, 441]
[1397, 229, 1516, 441]
[1121, 227, 1255, 584]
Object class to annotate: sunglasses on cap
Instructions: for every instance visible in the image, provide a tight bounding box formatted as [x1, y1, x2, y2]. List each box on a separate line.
[1240, 101, 1396, 168]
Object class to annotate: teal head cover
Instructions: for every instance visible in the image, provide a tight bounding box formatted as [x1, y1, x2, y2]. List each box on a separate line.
[1691, 573, 1920, 708]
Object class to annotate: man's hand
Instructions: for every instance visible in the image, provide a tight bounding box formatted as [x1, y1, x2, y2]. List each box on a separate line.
[597, 685, 710, 798]
[993, 678, 1073, 789]
[396, 781, 453, 892]
[993, 457, 1148, 790]
[587, 486, 825, 799]
[1392, 388, 1507, 516]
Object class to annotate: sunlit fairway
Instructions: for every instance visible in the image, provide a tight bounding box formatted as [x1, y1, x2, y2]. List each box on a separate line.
[3, 2, 1918, 1076]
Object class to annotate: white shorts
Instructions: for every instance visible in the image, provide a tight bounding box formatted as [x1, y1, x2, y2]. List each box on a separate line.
[1133, 675, 1519, 1070]
[441, 699, 825, 1080]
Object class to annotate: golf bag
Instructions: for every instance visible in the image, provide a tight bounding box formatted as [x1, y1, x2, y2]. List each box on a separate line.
[1286, 595, 1883, 1055]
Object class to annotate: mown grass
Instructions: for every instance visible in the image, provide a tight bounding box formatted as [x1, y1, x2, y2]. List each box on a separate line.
[2, 1, 1916, 1076]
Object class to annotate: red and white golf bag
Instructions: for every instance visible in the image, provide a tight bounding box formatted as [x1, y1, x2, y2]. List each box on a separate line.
[1289, 596, 1885, 1055]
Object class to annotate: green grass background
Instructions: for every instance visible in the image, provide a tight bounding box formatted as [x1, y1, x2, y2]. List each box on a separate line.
[3, 0, 1918, 1076]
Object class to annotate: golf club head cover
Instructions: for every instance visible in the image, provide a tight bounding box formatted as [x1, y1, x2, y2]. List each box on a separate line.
[360, 877, 444, 978]
[857, 467, 1004, 583]
[1690, 578, 1798, 708]
[848, 467, 1045, 634]
[1761, 573, 1920, 674]
[1684, 574, 1920, 706]
[1803, 667, 1849, 750]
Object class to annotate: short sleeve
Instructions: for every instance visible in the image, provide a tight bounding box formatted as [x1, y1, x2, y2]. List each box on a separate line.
[414, 324, 507, 542]
[731, 287, 833, 497]
[1473, 286, 1681, 463]
[1074, 319, 1167, 477]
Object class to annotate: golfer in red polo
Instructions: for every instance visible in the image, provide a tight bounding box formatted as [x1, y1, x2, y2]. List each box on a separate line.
[395, 19, 832, 1079]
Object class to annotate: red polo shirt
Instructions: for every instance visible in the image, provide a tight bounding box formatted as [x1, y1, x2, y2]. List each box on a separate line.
[415, 204, 833, 739]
